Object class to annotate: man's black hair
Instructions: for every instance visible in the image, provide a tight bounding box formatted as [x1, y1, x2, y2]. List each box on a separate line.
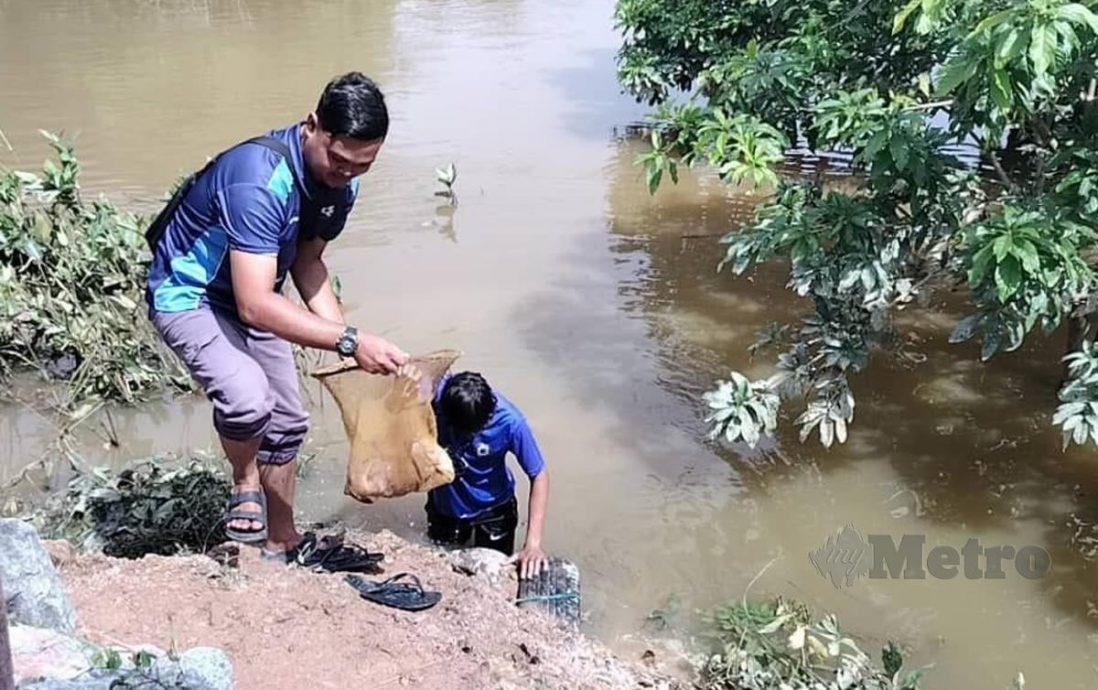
[315, 72, 389, 141]
[439, 372, 497, 435]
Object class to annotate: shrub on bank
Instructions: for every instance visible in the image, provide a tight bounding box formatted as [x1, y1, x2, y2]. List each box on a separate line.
[0, 132, 188, 410]
[32, 455, 229, 558]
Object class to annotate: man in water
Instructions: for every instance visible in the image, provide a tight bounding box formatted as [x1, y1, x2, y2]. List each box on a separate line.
[145, 72, 408, 566]
[426, 371, 551, 579]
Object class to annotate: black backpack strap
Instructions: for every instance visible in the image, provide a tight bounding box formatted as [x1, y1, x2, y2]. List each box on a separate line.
[145, 135, 305, 251]
[244, 136, 307, 197]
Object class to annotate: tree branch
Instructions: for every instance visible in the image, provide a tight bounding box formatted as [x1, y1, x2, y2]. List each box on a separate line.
[907, 100, 954, 111]
[986, 150, 1019, 193]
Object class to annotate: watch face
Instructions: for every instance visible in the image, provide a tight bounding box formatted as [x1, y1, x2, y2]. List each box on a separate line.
[339, 338, 353, 356]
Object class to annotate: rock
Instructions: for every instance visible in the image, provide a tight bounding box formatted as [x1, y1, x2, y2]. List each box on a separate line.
[0, 519, 77, 633]
[10, 624, 94, 686]
[153, 647, 234, 690]
[19, 678, 115, 690]
[448, 548, 512, 581]
[13, 629, 233, 690]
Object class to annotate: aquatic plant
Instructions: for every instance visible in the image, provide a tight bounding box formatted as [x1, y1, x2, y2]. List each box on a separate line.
[701, 598, 927, 690]
[435, 162, 458, 205]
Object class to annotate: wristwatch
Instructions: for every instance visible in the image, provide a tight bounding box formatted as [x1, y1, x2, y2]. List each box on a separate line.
[336, 326, 358, 358]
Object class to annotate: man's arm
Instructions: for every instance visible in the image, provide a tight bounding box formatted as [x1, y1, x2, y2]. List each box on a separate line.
[291, 237, 344, 324]
[507, 413, 550, 579]
[516, 470, 550, 579]
[230, 250, 407, 373]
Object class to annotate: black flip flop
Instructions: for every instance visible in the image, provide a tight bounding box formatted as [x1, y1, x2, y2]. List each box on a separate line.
[345, 572, 441, 611]
[224, 489, 267, 544]
[263, 533, 384, 574]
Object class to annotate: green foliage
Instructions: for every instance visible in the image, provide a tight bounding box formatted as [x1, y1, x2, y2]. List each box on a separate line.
[0, 132, 189, 409]
[1054, 340, 1098, 446]
[87, 647, 196, 689]
[704, 372, 781, 447]
[33, 455, 230, 558]
[701, 598, 927, 690]
[952, 205, 1093, 359]
[616, 0, 1098, 448]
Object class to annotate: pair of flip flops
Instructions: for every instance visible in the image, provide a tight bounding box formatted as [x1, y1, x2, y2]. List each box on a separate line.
[345, 573, 441, 611]
[225, 491, 384, 573]
[262, 532, 385, 574]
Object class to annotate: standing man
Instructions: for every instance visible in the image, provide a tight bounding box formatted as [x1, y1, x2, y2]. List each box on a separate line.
[145, 72, 408, 565]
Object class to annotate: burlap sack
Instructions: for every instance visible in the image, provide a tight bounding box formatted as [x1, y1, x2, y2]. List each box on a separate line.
[310, 350, 460, 503]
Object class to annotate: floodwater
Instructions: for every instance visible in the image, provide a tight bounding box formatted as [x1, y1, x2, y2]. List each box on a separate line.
[2, 1, 1098, 687]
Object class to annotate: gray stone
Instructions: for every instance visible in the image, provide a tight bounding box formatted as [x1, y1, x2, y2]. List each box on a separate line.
[11, 622, 233, 690]
[19, 678, 115, 690]
[448, 547, 512, 581]
[0, 519, 76, 633]
[153, 647, 233, 690]
[10, 624, 95, 686]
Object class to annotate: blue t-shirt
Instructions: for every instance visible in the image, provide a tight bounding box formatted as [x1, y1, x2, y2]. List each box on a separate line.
[146, 124, 358, 315]
[429, 375, 546, 519]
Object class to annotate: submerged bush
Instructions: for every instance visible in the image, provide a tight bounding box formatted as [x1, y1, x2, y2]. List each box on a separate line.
[0, 132, 188, 409]
[32, 455, 230, 558]
[701, 598, 925, 690]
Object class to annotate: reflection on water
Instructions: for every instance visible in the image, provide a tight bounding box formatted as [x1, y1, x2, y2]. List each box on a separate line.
[2, 1, 1098, 688]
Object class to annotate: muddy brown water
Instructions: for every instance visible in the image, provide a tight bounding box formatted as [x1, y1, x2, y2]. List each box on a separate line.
[3, 1, 1098, 687]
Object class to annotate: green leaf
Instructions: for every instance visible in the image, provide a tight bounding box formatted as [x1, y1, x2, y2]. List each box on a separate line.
[1057, 4, 1098, 34]
[969, 10, 1016, 39]
[970, 245, 995, 284]
[1028, 23, 1055, 76]
[889, 135, 909, 169]
[936, 58, 978, 95]
[981, 330, 1002, 361]
[1013, 240, 1040, 274]
[995, 29, 1025, 66]
[646, 164, 663, 195]
[893, 0, 921, 34]
[995, 255, 1022, 302]
[990, 68, 1013, 111]
[950, 314, 982, 343]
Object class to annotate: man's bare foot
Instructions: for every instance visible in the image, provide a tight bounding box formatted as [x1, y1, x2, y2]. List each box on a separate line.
[263, 532, 305, 555]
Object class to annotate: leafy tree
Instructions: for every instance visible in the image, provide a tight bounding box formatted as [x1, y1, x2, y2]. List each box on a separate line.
[615, 0, 1098, 450]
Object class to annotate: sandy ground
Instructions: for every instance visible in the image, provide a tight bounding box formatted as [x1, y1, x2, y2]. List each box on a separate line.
[53, 530, 683, 690]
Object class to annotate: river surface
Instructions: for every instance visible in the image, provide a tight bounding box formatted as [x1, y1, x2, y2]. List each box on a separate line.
[3, 1, 1098, 687]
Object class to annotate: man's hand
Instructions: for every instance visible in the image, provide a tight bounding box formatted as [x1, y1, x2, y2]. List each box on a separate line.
[509, 544, 549, 580]
[354, 333, 409, 374]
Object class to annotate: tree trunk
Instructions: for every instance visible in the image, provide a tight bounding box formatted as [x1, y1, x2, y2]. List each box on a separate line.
[0, 574, 14, 690]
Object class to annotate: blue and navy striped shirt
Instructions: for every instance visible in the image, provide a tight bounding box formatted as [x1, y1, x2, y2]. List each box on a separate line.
[146, 123, 358, 315]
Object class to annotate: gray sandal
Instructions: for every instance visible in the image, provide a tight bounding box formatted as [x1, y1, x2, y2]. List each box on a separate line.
[224, 489, 267, 543]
